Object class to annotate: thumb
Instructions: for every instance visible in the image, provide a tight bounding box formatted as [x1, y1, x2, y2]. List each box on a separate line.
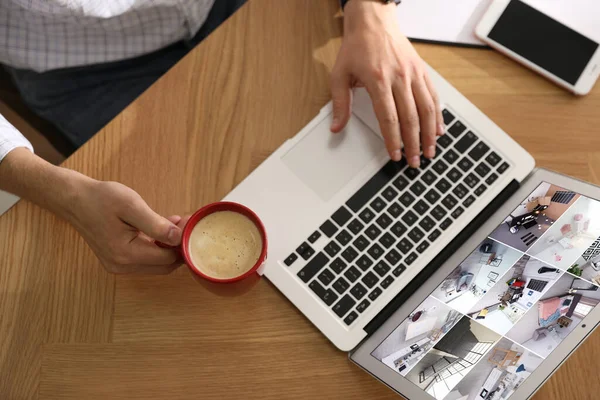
[122, 198, 182, 246]
[330, 70, 352, 133]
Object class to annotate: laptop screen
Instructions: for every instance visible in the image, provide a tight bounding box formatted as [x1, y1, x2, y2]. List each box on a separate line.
[370, 182, 600, 399]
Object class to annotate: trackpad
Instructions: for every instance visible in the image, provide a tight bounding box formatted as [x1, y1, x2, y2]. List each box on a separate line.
[282, 114, 385, 201]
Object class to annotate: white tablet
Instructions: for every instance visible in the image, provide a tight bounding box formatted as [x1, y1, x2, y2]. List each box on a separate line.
[351, 168, 600, 400]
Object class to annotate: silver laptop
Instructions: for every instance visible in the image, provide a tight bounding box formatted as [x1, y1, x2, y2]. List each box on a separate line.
[225, 65, 600, 399]
[0, 190, 19, 216]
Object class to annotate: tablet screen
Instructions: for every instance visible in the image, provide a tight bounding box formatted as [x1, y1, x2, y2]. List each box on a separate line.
[371, 182, 600, 399]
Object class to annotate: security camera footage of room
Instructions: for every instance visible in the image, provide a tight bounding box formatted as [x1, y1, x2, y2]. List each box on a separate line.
[371, 182, 600, 400]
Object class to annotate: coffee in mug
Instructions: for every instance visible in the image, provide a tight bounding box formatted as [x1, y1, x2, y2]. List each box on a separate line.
[188, 210, 263, 280]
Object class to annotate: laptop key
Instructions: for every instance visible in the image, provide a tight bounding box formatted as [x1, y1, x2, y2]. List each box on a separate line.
[448, 120, 466, 137]
[408, 227, 425, 243]
[356, 254, 373, 271]
[390, 261, 405, 276]
[351, 283, 368, 300]
[404, 168, 420, 180]
[299, 245, 315, 260]
[442, 194, 458, 210]
[463, 195, 476, 208]
[454, 131, 477, 152]
[341, 246, 359, 263]
[370, 197, 387, 213]
[451, 206, 465, 219]
[308, 231, 321, 243]
[332, 277, 350, 294]
[298, 252, 328, 283]
[392, 175, 409, 191]
[359, 208, 375, 223]
[382, 186, 398, 202]
[344, 266, 361, 283]
[362, 271, 379, 289]
[376, 213, 392, 229]
[475, 162, 491, 177]
[353, 235, 369, 252]
[379, 232, 396, 249]
[443, 149, 459, 164]
[320, 220, 338, 238]
[387, 202, 403, 218]
[435, 177, 451, 193]
[333, 295, 356, 318]
[335, 230, 352, 246]
[284, 253, 298, 266]
[428, 229, 441, 242]
[347, 219, 364, 235]
[367, 243, 384, 260]
[437, 134, 453, 148]
[330, 257, 347, 274]
[399, 192, 416, 207]
[318, 269, 335, 286]
[346, 160, 406, 213]
[381, 275, 394, 289]
[458, 157, 474, 172]
[356, 299, 371, 313]
[452, 183, 468, 199]
[309, 281, 338, 306]
[331, 206, 352, 227]
[424, 189, 441, 205]
[440, 218, 453, 230]
[374, 260, 391, 277]
[421, 170, 437, 185]
[397, 238, 413, 253]
[343, 311, 358, 325]
[401, 210, 418, 226]
[417, 241, 430, 254]
[486, 173, 498, 185]
[442, 109, 455, 125]
[405, 252, 418, 265]
[410, 181, 426, 196]
[447, 167, 463, 183]
[385, 249, 402, 265]
[324, 241, 341, 258]
[431, 205, 446, 220]
[419, 216, 435, 232]
[419, 155, 431, 170]
[365, 224, 382, 240]
[464, 173, 480, 188]
[432, 160, 448, 174]
[485, 151, 501, 167]
[391, 221, 408, 237]
[469, 141, 490, 161]
[439, 195, 458, 214]
[369, 287, 383, 301]
[414, 199, 430, 214]
[474, 184, 487, 196]
[497, 162, 509, 174]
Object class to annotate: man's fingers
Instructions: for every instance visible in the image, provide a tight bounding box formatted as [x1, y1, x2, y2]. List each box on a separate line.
[127, 235, 181, 267]
[412, 77, 437, 159]
[392, 80, 420, 167]
[121, 196, 181, 246]
[330, 69, 353, 133]
[367, 83, 402, 161]
[424, 72, 444, 137]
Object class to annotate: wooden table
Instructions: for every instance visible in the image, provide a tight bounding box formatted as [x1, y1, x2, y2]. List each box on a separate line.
[2, 1, 599, 399]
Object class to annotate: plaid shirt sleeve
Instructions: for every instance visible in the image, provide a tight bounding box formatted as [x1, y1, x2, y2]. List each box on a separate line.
[0, 114, 34, 164]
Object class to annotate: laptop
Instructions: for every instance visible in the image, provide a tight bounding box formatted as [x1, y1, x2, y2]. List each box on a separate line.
[225, 65, 600, 400]
[0, 190, 19, 216]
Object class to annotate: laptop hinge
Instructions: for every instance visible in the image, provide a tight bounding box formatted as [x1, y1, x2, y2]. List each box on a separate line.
[364, 179, 521, 336]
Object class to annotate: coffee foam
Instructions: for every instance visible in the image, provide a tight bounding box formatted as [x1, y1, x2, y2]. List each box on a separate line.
[188, 211, 262, 280]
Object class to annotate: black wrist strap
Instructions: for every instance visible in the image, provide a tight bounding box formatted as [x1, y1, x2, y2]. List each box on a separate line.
[340, 0, 401, 9]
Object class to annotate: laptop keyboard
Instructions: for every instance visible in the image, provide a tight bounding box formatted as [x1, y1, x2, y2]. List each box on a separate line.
[283, 108, 510, 327]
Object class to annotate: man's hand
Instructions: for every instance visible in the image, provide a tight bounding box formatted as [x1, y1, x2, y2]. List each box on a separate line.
[0, 148, 187, 274]
[331, 0, 444, 168]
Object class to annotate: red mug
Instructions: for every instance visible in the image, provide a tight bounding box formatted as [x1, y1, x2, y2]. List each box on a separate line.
[159, 202, 268, 295]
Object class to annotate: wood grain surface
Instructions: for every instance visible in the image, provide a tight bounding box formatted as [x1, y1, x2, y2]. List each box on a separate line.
[2, 1, 600, 399]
